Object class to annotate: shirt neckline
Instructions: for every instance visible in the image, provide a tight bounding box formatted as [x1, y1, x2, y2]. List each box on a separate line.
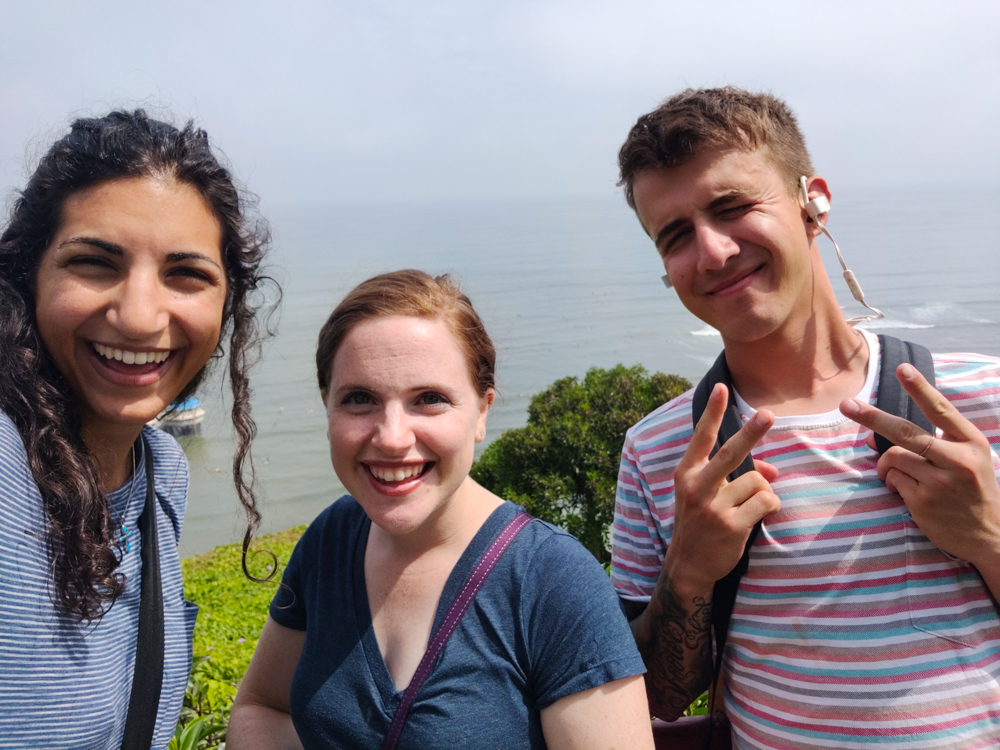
[353, 500, 521, 707]
[731, 328, 879, 429]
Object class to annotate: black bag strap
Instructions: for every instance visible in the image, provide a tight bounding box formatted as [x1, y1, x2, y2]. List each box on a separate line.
[691, 335, 934, 748]
[120, 434, 164, 750]
[873, 335, 935, 454]
[691, 351, 757, 688]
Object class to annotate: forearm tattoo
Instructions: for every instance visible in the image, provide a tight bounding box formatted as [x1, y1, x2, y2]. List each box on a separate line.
[631, 570, 713, 719]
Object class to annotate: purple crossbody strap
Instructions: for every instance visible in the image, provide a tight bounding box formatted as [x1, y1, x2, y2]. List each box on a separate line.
[380, 511, 533, 750]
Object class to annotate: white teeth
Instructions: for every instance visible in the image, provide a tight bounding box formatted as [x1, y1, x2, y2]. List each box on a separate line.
[93, 343, 169, 365]
[369, 464, 425, 483]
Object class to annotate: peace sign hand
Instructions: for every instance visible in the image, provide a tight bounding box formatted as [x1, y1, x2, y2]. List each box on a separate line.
[840, 363, 1000, 588]
[665, 383, 781, 596]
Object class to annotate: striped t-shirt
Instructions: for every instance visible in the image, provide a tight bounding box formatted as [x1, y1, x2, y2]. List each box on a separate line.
[0, 413, 197, 749]
[612, 331, 1000, 749]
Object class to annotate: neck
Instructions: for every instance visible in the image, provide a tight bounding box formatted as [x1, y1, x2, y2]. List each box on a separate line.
[721, 267, 870, 417]
[368, 478, 503, 565]
[79, 414, 143, 493]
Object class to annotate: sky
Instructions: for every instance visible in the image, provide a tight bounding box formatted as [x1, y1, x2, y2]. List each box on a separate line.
[1, 1, 998, 207]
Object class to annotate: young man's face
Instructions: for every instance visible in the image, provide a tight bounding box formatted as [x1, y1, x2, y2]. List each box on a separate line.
[632, 147, 820, 345]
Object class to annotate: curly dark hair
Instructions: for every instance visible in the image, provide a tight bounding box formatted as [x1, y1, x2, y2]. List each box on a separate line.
[0, 109, 279, 621]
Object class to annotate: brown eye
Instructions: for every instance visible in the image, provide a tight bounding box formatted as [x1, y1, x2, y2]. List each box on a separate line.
[417, 392, 449, 406]
[342, 392, 372, 406]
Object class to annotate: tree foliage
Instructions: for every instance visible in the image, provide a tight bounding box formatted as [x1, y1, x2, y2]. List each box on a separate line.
[471, 365, 690, 563]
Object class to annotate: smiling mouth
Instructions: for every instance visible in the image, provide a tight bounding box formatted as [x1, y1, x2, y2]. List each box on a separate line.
[708, 263, 765, 295]
[92, 342, 171, 365]
[366, 463, 431, 484]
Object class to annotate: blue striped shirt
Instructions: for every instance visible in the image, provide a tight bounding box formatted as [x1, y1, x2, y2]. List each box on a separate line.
[0, 412, 196, 749]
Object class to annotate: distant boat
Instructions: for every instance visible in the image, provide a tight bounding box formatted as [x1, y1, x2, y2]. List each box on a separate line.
[149, 396, 205, 436]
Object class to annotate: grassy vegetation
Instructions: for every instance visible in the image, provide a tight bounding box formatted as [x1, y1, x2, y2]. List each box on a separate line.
[173, 526, 305, 749]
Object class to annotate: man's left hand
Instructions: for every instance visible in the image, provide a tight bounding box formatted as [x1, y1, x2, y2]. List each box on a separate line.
[840, 363, 1000, 582]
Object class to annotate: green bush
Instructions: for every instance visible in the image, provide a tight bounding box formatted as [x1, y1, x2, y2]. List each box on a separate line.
[175, 526, 305, 748]
[471, 365, 689, 563]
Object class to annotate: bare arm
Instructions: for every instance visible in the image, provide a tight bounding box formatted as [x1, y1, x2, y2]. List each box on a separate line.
[228, 618, 306, 750]
[539, 675, 654, 750]
[627, 384, 780, 720]
[627, 565, 714, 720]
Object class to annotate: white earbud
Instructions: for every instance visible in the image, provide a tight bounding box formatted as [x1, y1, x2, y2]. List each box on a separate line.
[661, 273, 673, 289]
[799, 176, 883, 325]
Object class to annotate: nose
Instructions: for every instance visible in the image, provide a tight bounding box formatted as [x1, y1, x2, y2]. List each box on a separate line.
[372, 402, 415, 453]
[694, 222, 740, 274]
[106, 267, 170, 339]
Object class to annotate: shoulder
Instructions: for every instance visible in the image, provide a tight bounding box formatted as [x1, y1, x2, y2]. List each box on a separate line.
[142, 424, 189, 500]
[0, 411, 34, 491]
[0, 411, 42, 528]
[0, 410, 28, 462]
[931, 351, 1000, 391]
[513, 517, 614, 595]
[626, 388, 695, 446]
[294, 495, 367, 555]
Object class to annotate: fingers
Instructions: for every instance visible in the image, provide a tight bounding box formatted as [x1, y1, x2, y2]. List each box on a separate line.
[876, 445, 936, 484]
[753, 459, 779, 483]
[894, 363, 980, 442]
[685, 383, 730, 464]
[840, 397, 933, 456]
[702, 409, 775, 486]
[731, 487, 781, 529]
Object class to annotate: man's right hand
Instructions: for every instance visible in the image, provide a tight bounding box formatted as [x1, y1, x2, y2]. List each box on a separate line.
[666, 382, 781, 595]
[631, 383, 780, 720]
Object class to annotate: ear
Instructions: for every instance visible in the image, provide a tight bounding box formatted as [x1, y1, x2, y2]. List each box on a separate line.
[475, 388, 495, 443]
[801, 175, 832, 236]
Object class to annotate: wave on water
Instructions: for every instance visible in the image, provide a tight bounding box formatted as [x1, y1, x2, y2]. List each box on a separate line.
[857, 320, 935, 330]
[690, 325, 721, 337]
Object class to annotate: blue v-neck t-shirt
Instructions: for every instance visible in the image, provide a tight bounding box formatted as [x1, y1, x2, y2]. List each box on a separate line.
[269, 497, 644, 749]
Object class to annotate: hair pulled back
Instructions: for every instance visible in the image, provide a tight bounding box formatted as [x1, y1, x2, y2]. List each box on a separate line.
[618, 86, 815, 208]
[316, 270, 495, 398]
[0, 109, 278, 621]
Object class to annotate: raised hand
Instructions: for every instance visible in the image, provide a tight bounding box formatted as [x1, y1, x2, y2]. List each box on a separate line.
[666, 383, 780, 592]
[840, 363, 1000, 593]
[632, 383, 779, 719]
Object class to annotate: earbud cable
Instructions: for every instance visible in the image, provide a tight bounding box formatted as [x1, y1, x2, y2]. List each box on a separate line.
[815, 220, 884, 326]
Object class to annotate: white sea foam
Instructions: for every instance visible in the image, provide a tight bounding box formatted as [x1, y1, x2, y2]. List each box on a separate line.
[857, 320, 935, 330]
[690, 325, 721, 337]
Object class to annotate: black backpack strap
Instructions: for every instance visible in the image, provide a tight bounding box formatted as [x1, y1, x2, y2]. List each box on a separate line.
[120, 435, 164, 750]
[874, 335, 935, 455]
[692, 352, 758, 680]
[691, 352, 760, 750]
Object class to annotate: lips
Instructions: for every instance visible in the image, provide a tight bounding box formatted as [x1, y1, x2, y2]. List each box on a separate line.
[364, 462, 432, 495]
[87, 341, 174, 386]
[705, 263, 765, 296]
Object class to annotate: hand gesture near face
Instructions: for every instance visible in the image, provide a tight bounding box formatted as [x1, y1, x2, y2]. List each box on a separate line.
[841, 363, 1000, 595]
[666, 383, 781, 593]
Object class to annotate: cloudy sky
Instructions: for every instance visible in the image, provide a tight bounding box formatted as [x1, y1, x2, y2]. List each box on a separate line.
[2, 1, 997, 206]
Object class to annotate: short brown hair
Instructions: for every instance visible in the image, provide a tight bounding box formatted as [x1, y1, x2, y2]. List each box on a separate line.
[617, 87, 814, 208]
[316, 269, 496, 397]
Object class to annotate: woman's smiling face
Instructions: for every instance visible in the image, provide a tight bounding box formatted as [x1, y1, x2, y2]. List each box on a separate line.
[34, 175, 227, 432]
[324, 315, 492, 537]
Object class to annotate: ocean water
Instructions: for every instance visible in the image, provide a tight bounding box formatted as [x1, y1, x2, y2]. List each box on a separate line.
[176, 185, 1000, 558]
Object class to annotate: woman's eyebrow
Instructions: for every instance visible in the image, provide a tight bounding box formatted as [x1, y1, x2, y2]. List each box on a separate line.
[58, 237, 221, 270]
[60, 236, 123, 255]
[167, 251, 222, 269]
